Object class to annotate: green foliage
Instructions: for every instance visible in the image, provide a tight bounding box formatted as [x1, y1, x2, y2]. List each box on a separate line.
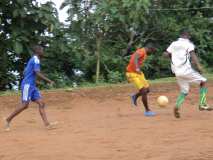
[0, 0, 213, 90]
[107, 71, 124, 83]
[0, 0, 59, 90]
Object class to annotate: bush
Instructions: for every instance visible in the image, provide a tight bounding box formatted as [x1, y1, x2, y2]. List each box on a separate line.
[107, 71, 123, 83]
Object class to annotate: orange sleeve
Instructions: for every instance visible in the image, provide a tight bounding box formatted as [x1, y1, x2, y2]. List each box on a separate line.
[137, 49, 146, 59]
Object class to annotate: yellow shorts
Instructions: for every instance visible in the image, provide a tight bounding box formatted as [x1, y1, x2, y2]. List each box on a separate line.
[126, 72, 149, 89]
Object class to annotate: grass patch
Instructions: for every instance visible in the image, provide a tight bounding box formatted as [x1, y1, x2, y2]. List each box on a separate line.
[151, 77, 176, 84]
[1, 73, 213, 97]
[0, 90, 20, 96]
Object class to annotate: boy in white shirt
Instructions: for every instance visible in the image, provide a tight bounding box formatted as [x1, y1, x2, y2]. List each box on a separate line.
[164, 29, 212, 118]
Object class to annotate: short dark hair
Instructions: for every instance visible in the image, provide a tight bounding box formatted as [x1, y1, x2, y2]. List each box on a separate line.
[180, 28, 190, 36]
[145, 42, 155, 49]
[32, 45, 43, 52]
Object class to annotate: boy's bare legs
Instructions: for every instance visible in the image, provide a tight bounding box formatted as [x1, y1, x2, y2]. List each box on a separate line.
[5, 102, 29, 131]
[34, 99, 57, 129]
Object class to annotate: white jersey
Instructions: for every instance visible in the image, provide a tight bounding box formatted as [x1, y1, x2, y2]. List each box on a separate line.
[167, 38, 195, 76]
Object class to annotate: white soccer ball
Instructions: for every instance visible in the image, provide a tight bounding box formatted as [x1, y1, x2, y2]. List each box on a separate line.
[157, 96, 169, 107]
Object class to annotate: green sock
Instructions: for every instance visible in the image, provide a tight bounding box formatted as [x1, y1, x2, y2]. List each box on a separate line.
[176, 93, 187, 109]
[199, 87, 207, 106]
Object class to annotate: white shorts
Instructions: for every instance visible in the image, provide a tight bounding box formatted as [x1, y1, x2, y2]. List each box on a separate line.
[176, 70, 207, 94]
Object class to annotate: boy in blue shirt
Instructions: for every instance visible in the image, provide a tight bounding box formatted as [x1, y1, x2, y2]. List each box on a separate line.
[5, 45, 55, 130]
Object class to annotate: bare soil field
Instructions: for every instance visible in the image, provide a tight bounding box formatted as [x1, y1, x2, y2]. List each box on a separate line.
[1, 81, 213, 160]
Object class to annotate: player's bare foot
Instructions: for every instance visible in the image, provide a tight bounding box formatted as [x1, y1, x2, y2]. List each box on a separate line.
[174, 108, 180, 118]
[199, 104, 213, 111]
[3, 118, 10, 132]
[46, 121, 58, 130]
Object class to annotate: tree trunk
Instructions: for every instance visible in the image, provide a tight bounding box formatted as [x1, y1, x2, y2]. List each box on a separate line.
[95, 34, 102, 83]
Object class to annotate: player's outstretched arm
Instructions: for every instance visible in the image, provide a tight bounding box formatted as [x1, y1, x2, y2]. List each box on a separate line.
[35, 71, 54, 85]
[190, 51, 203, 73]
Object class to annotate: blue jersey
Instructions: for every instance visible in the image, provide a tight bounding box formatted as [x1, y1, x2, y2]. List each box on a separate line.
[21, 55, 40, 86]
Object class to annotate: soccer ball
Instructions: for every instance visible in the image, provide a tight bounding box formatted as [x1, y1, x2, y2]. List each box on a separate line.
[157, 96, 169, 107]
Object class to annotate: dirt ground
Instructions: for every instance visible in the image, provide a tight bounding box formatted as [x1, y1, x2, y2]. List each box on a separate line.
[1, 81, 213, 160]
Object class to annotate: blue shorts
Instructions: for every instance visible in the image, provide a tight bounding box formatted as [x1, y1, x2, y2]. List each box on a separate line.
[21, 84, 41, 102]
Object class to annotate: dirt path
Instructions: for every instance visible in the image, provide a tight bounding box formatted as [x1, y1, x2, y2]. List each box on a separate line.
[1, 82, 213, 160]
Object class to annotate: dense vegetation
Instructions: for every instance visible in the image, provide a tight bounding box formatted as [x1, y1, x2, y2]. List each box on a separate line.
[0, 0, 212, 90]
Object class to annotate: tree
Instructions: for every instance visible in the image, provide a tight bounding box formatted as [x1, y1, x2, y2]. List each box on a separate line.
[0, 0, 59, 90]
[1, 0, 212, 90]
